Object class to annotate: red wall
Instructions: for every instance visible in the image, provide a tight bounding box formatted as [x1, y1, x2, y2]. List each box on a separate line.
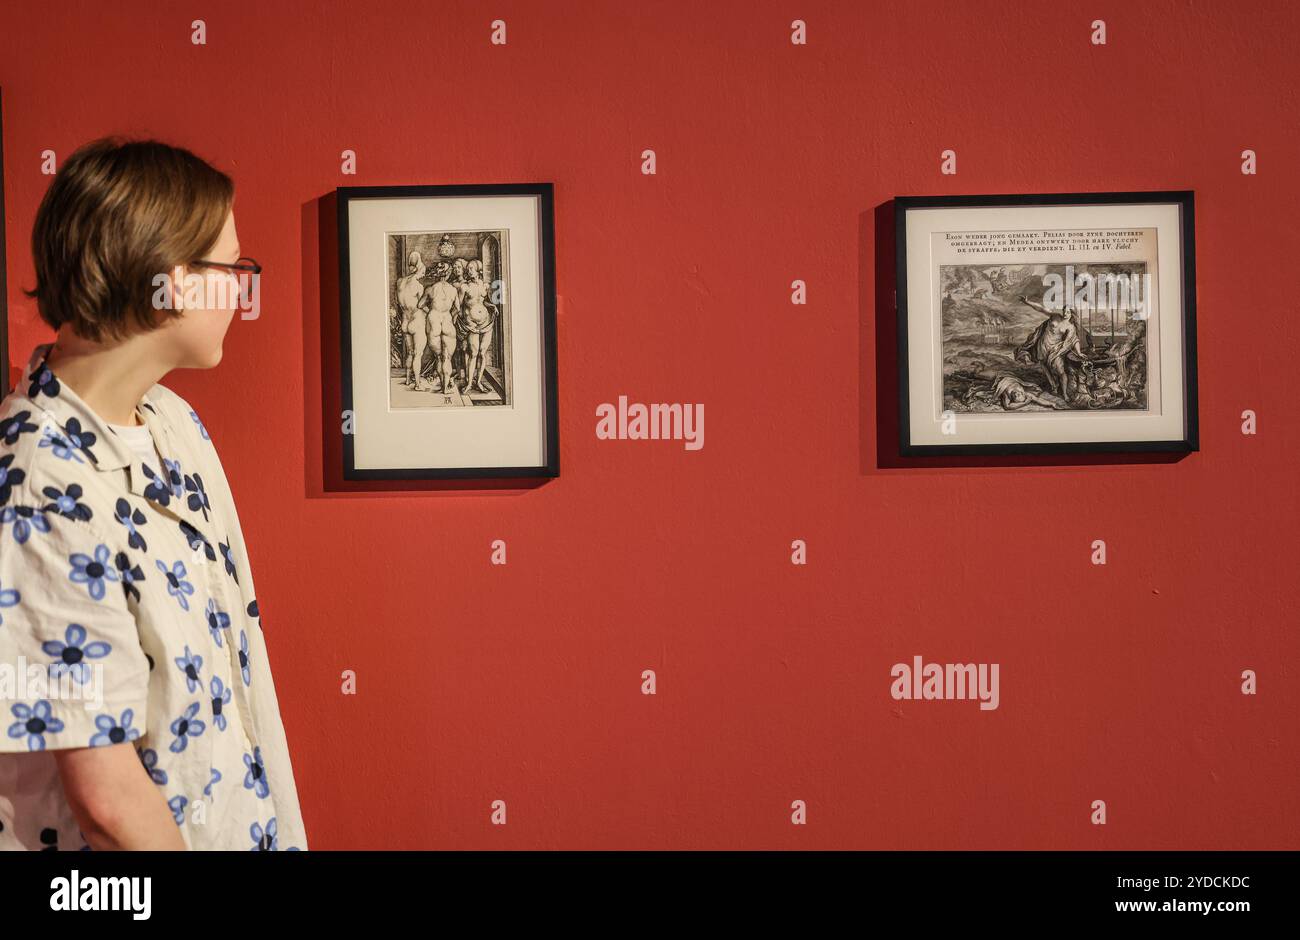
[2, 0, 1297, 849]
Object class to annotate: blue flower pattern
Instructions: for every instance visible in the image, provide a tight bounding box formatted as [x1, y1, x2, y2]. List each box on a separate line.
[174, 645, 204, 693]
[42, 483, 93, 522]
[67, 543, 118, 600]
[210, 676, 233, 731]
[205, 597, 231, 647]
[138, 747, 168, 785]
[243, 746, 270, 799]
[114, 550, 146, 602]
[0, 343, 306, 850]
[42, 623, 112, 685]
[89, 708, 141, 747]
[0, 579, 18, 626]
[113, 497, 148, 551]
[1, 504, 50, 544]
[168, 702, 206, 753]
[205, 766, 222, 800]
[156, 558, 195, 611]
[7, 701, 65, 751]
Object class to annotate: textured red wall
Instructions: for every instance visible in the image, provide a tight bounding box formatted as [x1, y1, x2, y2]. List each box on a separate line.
[2, 0, 1297, 849]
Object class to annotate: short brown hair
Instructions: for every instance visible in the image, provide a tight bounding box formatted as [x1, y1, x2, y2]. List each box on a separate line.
[27, 137, 234, 341]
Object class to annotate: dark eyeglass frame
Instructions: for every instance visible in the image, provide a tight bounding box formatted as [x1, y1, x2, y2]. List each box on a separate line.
[191, 256, 262, 275]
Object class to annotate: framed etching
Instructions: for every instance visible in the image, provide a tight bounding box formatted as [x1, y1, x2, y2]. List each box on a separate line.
[895, 191, 1197, 457]
[337, 184, 558, 479]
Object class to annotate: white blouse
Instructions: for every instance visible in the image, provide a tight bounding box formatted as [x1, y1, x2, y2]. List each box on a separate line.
[0, 343, 308, 851]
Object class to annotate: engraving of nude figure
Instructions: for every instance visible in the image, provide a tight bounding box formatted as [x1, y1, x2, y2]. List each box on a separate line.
[420, 260, 460, 395]
[394, 250, 430, 390]
[447, 258, 470, 389]
[387, 231, 511, 409]
[458, 260, 497, 394]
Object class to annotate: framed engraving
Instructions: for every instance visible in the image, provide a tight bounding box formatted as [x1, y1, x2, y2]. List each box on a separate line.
[895, 191, 1198, 457]
[337, 184, 558, 480]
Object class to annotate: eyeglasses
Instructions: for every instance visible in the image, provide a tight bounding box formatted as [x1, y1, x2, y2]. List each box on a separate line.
[192, 256, 262, 275]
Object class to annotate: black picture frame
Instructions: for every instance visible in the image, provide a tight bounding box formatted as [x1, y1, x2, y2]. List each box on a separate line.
[336, 183, 559, 481]
[894, 190, 1198, 458]
[0, 87, 9, 397]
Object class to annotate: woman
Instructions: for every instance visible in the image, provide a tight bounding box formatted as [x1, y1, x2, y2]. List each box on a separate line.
[0, 138, 307, 850]
[458, 260, 497, 395]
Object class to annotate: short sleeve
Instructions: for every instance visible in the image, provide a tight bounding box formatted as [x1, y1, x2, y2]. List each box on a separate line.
[0, 504, 151, 753]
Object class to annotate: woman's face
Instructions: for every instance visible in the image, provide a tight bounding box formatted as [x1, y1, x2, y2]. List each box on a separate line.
[162, 208, 241, 368]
